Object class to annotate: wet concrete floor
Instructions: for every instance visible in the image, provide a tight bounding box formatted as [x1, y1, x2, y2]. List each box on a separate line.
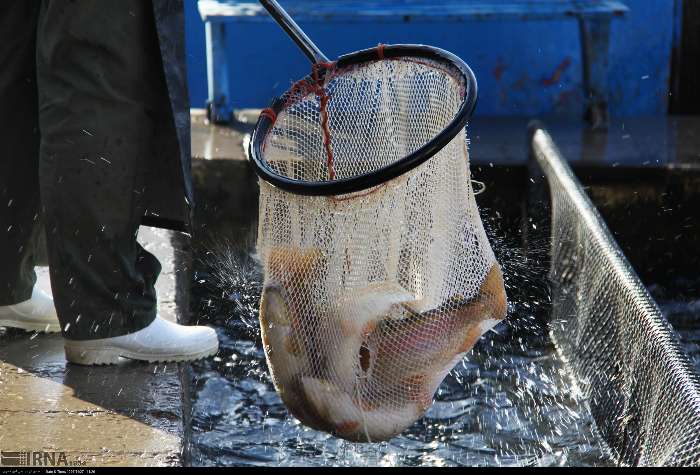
[0, 227, 185, 466]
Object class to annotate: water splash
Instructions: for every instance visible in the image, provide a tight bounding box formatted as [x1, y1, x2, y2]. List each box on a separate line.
[187, 217, 609, 466]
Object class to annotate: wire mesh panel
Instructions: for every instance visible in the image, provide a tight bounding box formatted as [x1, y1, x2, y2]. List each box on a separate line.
[252, 48, 507, 442]
[529, 125, 700, 466]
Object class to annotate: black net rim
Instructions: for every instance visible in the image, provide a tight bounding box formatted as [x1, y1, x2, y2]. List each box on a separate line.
[249, 44, 478, 196]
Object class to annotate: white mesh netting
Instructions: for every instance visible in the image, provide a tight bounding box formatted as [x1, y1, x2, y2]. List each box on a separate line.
[255, 56, 507, 442]
[531, 127, 700, 466]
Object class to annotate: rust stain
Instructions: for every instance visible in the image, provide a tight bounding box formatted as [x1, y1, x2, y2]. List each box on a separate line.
[492, 60, 508, 81]
[557, 89, 578, 107]
[541, 57, 572, 86]
[511, 73, 529, 92]
[499, 88, 509, 106]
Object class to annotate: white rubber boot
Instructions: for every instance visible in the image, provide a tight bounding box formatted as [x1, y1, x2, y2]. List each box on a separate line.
[64, 314, 219, 365]
[0, 287, 61, 333]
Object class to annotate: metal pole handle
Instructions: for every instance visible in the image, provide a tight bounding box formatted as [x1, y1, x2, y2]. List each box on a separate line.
[259, 0, 329, 64]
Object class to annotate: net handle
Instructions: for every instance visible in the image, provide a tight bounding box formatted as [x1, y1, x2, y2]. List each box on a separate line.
[249, 44, 479, 197]
[259, 0, 329, 64]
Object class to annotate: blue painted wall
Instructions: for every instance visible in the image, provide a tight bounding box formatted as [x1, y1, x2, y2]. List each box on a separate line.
[184, 0, 675, 117]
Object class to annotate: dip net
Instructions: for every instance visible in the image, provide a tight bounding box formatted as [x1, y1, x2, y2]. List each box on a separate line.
[250, 45, 507, 442]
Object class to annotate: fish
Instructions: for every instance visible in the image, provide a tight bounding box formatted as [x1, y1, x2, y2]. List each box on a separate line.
[259, 246, 508, 442]
[308, 263, 508, 441]
[259, 246, 333, 431]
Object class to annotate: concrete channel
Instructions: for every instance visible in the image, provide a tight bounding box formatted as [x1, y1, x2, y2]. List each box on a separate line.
[2, 110, 698, 466]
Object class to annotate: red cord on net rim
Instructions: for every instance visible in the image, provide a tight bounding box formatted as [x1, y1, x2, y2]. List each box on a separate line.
[250, 44, 478, 197]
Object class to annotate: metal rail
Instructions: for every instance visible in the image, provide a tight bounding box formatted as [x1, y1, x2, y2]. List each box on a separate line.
[528, 122, 700, 466]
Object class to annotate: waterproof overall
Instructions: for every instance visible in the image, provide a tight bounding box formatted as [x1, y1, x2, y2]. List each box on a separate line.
[0, 0, 192, 340]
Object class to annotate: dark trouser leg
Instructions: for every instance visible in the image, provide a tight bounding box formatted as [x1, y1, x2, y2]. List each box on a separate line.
[0, 1, 42, 306]
[36, 0, 167, 340]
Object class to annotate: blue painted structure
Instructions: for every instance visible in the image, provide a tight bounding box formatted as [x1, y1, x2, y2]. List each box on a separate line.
[184, 0, 676, 119]
[197, 0, 628, 127]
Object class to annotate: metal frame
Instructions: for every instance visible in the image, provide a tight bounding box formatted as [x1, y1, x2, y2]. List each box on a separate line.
[205, 21, 233, 123]
[198, 0, 628, 128]
[527, 122, 700, 466]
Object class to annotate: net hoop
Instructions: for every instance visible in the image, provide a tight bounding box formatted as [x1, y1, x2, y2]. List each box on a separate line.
[249, 44, 478, 196]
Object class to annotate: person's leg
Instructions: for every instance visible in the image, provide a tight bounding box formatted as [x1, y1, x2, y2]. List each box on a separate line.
[0, 1, 41, 306]
[36, 0, 166, 340]
[34, 0, 218, 363]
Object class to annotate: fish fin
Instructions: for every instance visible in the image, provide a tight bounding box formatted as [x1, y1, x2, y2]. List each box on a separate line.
[267, 246, 326, 289]
[354, 281, 414, 308]
[356, 403, 426, 442]
[301, 379, 422, 442]
[426, 263, 508, 323]
[479, 263, 508, 320]
[300, 377, 360, 432]
[401, 298, 435, 315]
[260, 285, 290, 326]
[338, 281, 415, 331]
[457, 323, 487, 353]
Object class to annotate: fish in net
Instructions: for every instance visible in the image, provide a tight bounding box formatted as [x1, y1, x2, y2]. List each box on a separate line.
[249, 0, 508, 442]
